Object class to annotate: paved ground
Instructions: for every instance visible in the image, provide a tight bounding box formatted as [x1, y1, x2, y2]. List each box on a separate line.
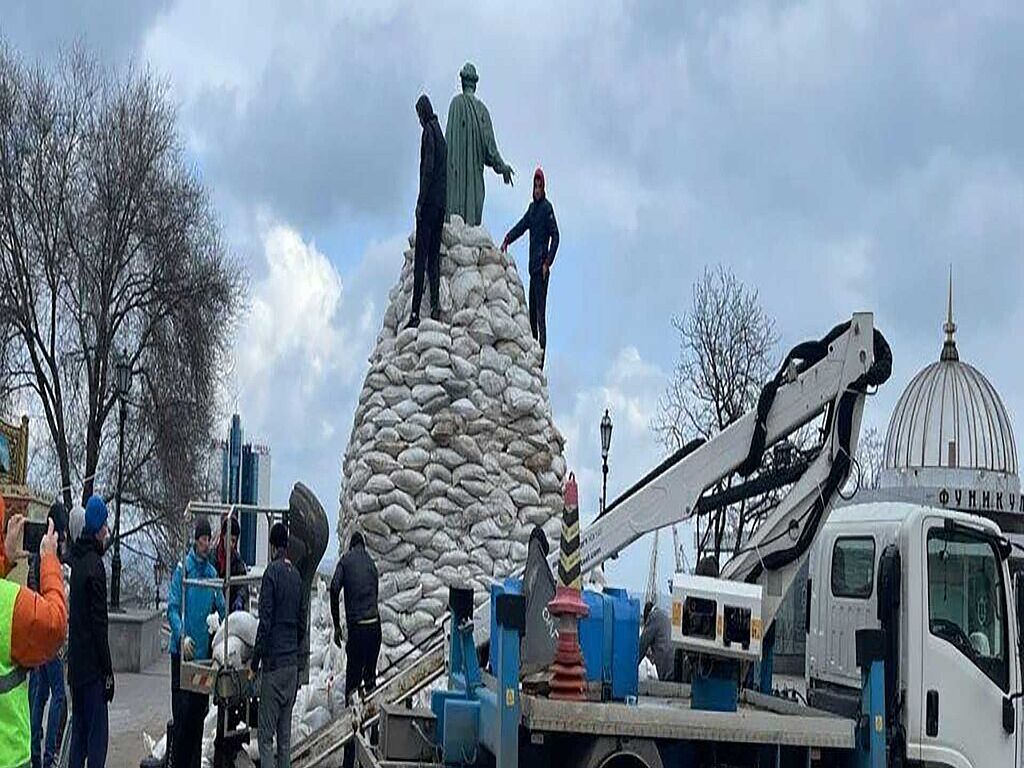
[109, 658, 172, 767]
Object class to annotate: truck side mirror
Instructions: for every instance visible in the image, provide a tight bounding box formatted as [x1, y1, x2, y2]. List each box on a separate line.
[1003, 696, 1016, 735]
[1016, 580, 1024, 654]
[876, 544, 900, 622]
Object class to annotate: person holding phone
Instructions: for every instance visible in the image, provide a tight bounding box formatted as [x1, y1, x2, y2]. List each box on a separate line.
[0, 495, 69, 768]
[28, 502, 69, 768]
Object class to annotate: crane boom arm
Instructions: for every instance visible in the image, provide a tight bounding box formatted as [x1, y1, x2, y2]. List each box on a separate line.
[580, 313, 878, 580]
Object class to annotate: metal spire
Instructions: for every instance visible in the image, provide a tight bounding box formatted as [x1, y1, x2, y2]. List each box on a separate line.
[941, 266, 959, 362]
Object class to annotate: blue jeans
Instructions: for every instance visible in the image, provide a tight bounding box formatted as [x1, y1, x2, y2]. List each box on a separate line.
[29, 658, 66, 768]
[68, 680, 107, 768]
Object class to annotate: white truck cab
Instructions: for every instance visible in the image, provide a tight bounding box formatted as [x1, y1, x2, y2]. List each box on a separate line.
[807, 501, 1022, 767]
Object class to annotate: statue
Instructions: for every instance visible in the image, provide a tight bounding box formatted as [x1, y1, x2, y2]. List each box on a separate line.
[445, 62, 514, 226]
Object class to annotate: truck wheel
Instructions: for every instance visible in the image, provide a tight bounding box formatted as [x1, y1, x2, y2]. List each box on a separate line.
[574, 737, 663, 768]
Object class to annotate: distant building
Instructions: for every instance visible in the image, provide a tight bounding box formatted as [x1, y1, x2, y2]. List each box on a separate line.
[217, 414, 273, 567]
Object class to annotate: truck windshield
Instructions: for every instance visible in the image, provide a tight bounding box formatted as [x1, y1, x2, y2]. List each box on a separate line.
[927, 527, 1009, 691]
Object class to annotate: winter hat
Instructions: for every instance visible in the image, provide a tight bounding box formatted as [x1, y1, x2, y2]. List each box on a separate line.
[528, 525, 549, 557]
[194, 517, 212, 541]
[269, 522, 289, 551]
[415, 94, 434, 122]
[221, 514, 240, 538]
[69, 505, 85, 543]
[533, 166, 545, 196]
[48, 502, 68, 545]
[83, 495, 108, 536]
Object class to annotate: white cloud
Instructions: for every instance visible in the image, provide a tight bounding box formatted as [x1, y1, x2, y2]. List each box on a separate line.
[226, 221, 403, 558]
[237, 223, 347, 389]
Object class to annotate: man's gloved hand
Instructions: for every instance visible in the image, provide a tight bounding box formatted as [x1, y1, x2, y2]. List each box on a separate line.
[502, 166, 515, 186]
[500, 238, 509, 254]
[182, 636, 195, 661]
[333, 626, 344, 649]
[104, 674, 115, 703]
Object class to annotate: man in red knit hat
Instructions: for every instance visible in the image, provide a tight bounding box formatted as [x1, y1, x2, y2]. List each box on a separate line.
[501, 167, 560, 368]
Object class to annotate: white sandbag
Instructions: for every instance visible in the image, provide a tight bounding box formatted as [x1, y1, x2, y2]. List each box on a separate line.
[391, 469, 427, 495]
[212, 635, 249, 669]
[306, 684, 329, 714]
[380, 504, 414, 532]
[479, 369, 506, 398]
[304, 705, 332, 733]
[212, 610, 259, 651]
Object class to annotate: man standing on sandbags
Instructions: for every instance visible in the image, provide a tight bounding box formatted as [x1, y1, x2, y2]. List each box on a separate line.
[167, 518, 225, 768]
[329, 531, 381, 704]
[501, 167, 560, 368]
[251, 523, 304, 768]
[407, 94, 447, 330]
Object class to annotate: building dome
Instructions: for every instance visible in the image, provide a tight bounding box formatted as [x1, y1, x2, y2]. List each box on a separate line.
[883, 278, 1018, 485]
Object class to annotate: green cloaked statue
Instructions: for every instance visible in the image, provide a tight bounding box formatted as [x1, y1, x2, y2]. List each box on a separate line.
[445, 62, 514, 226]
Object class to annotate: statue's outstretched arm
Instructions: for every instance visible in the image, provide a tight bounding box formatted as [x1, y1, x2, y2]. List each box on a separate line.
[479, 105, 510, 175]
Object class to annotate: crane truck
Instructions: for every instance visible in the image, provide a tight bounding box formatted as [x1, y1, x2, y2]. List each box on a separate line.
[292, 311, 1024, 768]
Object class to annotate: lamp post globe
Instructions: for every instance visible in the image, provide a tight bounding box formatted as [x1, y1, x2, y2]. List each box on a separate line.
[600, 409, 613, 515]
[111, 349, 131, 611]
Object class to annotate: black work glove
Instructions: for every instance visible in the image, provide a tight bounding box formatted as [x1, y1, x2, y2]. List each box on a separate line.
[104, 673, 115, 703]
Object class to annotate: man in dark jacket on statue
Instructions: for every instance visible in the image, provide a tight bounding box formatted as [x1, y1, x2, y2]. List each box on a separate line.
[330, 531, 381, 705]
[252, 523, 304, 768]
[501, 167, 560, 366]
[68, 495, 113, 768]
[407, 93, 447, 329]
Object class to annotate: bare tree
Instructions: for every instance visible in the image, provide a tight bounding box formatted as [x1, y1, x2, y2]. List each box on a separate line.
[855, 426, 885, 492]
[651, 266, 778, 564]
[0, 44, 244, 573]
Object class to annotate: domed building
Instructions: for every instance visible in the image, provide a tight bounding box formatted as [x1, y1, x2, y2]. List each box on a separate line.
[878, 282, 1022, 534]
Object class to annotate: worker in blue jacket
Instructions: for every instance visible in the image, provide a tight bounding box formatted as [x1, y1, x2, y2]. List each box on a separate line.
[167, 518, 225, 768]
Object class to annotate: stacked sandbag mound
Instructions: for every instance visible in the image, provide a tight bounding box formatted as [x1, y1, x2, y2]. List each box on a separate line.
[338, 215, 567, 662]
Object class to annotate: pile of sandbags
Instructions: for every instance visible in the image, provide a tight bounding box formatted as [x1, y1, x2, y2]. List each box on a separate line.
[338, 216, 567, 662]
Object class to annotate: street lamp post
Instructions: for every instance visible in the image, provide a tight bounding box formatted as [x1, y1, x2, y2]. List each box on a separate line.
[110, 349, 131, 612]
[600, 409, 613, 516]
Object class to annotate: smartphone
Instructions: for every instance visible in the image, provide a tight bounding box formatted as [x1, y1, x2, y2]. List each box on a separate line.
[22, 521, 47, 555]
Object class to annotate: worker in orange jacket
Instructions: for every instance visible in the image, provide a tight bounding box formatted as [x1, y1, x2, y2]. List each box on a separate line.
[0, 495, 69, 768]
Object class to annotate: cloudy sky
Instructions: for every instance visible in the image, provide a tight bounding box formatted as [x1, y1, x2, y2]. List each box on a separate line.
[7, 1, 1024, 589]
